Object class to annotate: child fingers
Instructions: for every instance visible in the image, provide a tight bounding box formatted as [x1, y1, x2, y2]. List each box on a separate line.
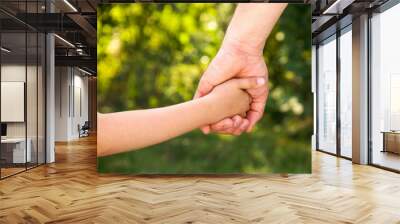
[236, 119, 250, 135]
[231, 116, 249, 136]
[232, 126, 243, 136]
[210, 118, 234, 132]
[224, 127, 236, 135]
[232, 115, 243, 128]
[216, 125, 237, 135]
[228, 115, 243, 135]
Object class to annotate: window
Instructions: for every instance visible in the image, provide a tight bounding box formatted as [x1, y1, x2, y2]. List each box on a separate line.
[317, 35, 337, 154]
[339, 27, 352, 158]
[370, 3, 400, 171]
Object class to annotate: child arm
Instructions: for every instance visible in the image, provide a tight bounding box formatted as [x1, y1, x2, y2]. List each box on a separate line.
[98, 97, 223, 157]
[97, 77, 263, 157]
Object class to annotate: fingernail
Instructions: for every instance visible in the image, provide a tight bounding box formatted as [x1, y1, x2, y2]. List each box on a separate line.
[257, 78, 265, 85]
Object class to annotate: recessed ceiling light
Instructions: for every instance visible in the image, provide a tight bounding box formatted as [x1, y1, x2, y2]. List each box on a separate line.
[63, 0, 78, 12]
[323, 0, 354, 15]
[78, 67, 93, 76]
[54, 34, 75, 48]
[1, 47, 11, 53]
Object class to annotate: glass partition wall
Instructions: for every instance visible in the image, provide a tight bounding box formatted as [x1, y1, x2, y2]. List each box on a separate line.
[0, 30, 27, 177]
[0, 1, 46, 179]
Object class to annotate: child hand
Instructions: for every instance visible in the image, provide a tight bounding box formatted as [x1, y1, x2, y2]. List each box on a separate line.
[207, 77, 266, 122]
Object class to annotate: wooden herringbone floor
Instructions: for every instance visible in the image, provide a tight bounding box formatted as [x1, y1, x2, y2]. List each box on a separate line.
[1, 135, 400, 224]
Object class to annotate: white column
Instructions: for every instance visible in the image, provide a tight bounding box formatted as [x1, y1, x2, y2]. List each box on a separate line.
[46, 32, 55, 163]
[45, 0, 55, 163]
[352, 14, 369, 164]
[312, 45, 317, 151]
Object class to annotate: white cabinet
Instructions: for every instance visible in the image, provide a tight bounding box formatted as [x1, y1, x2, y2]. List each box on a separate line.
[1, 138, 32, 163]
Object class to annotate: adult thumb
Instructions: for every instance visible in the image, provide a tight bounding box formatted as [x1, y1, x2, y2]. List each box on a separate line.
[194, 77, 214, 99]
[236, 77, 266, 90]
[195, 50, 243, 98]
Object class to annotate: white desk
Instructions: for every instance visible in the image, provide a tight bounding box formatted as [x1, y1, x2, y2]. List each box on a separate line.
[1, 138, 31, 163]
[381, 131, 400, 154]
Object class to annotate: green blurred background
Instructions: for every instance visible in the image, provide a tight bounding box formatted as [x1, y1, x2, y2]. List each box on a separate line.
[97, 3, 312, 174]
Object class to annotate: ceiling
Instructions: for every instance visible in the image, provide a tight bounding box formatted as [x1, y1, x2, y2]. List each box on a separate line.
[311, 0, 391, 43]
[1, 0, 392, 74]
[1, 0, 99, 74]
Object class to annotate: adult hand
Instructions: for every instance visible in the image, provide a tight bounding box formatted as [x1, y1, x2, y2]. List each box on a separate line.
[194, 3, 286, 135]
[194, 40, 268, 135]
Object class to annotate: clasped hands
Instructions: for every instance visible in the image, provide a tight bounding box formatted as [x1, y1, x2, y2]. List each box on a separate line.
[194, 40, 268, 136]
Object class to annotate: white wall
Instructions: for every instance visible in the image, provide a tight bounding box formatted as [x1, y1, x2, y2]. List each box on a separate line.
[55, 66, 70, 141]
[55, 67, 89, 141]
[72, 73, 89, 137]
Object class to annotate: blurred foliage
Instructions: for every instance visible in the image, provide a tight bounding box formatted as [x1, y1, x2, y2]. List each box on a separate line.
[97, 3, 312, 174]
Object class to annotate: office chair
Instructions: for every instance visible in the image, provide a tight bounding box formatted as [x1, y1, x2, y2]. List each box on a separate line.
[79, 121, 90, 138]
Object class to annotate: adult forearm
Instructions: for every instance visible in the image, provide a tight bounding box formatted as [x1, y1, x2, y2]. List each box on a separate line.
[97, 97, 223, 157]
[223, 3, 287, 54]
